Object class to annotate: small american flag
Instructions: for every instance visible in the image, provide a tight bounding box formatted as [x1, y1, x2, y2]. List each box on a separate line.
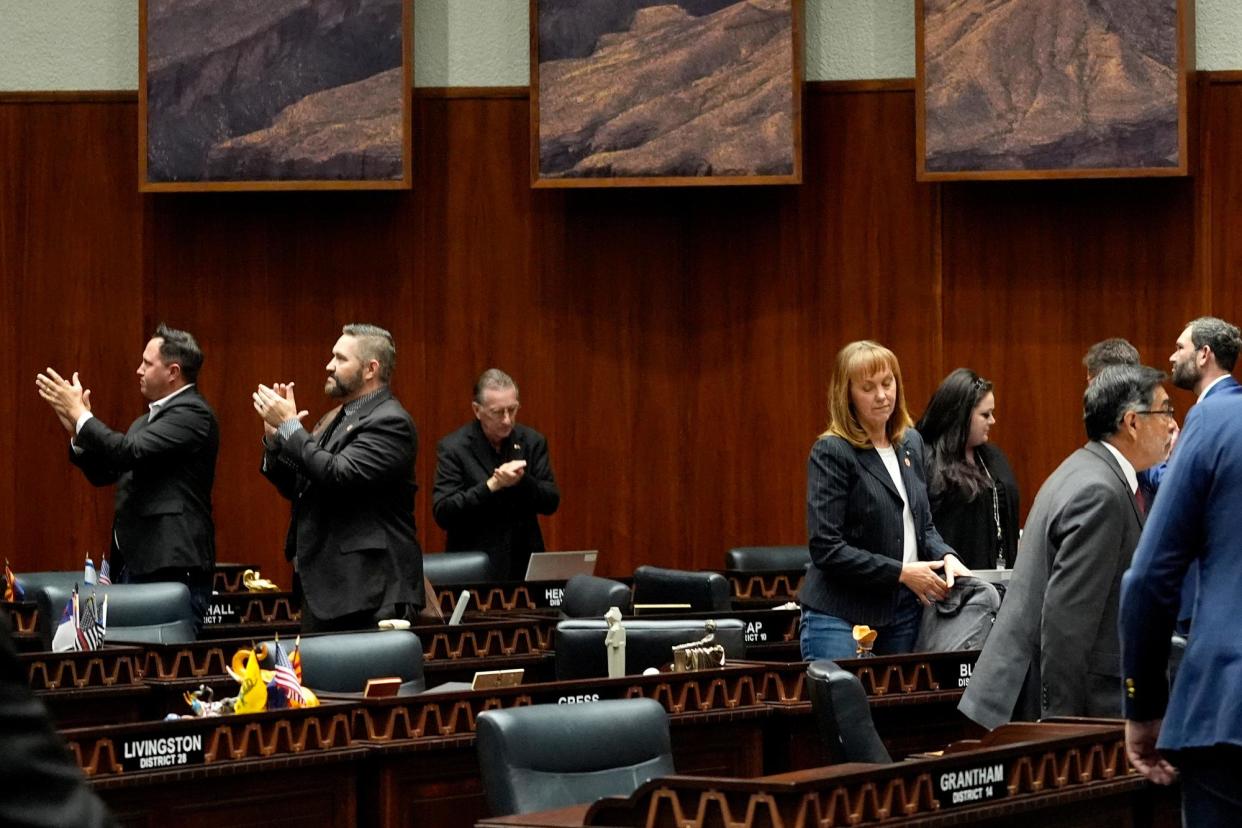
[76, 591, 105, 651]
[98, 556, 112, 586]
[273, 639, 304, 705]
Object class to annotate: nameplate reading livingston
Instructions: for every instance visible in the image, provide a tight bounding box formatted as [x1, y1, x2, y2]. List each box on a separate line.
[120, 733, 205, 772]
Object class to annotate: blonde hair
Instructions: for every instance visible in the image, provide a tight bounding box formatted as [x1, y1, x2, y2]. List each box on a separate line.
[821, 340, 912, 448]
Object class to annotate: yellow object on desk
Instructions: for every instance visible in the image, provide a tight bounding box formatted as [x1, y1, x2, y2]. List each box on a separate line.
[242, 568, 280, 592]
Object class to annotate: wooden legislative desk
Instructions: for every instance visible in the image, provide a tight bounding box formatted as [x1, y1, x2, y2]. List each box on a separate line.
[67, 701, 365, 828]
[758, 650, 984, 769]
[21, 615, 556, 727]
[62, 663, 769, 828]
[476, 722, 1179, 828]
[47, 648, 987, 827]
[355, 663, 771, 828]
[4, 563, 804, 653]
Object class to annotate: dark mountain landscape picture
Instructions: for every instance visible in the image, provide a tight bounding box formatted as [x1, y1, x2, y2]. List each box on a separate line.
[535, 0, 799, 184]
[143, 0, 408, 187]
[921, 0, 1183, 176]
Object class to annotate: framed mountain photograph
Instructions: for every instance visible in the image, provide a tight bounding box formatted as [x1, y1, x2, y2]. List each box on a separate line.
[531, 0, 803, 188]
[140, 0, 412, 191]
[916, 0, 1193, 181]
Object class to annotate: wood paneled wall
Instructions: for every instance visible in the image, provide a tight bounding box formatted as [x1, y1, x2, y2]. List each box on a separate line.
[2, 78, 1239, 584]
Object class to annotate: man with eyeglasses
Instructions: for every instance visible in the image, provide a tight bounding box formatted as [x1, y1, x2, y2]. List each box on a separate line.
[433, 369, 560, 581]
[960, 365, 1175, 729]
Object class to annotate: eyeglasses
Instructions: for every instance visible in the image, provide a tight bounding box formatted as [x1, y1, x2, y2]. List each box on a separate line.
[1135, 406, 1176, 418]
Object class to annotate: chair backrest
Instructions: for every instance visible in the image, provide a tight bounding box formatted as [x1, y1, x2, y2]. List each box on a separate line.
[422, 551, 494, 585]
[554, 618, 746, 680]
[631, 566, 730, 612]
[14, 571, 86, 595]
[806, 659, 891, 764]
[476, 698, 674, 816]
[561, 574, 631, 618]
[724, 545, 811, 571]
[262, 630, 425, 695]
[29, 581, 196, 649]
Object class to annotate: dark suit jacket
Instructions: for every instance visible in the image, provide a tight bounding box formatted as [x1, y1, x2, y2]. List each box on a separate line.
[960, 441, 1143, 730]
[927, 442, 1020, 570]
[0, 614, 117, 827]
[69, 386, 218, 576]
[798, 429, 955, 627]
[1121, 381, 1242, 751]
[432, 421, 560, 581]
[261, 388, 423, 620]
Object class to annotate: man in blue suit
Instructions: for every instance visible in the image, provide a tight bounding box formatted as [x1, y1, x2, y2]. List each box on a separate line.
[1120, 376, 1242, 824]
[1164, 317, 1242, 634]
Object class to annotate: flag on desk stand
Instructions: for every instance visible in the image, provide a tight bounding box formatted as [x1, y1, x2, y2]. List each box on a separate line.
[3, 559, 24, 602]
[98, 555, 112, 586]
[51, 586, 79, 652]
[76, 590, 105, 651]
[272, 637, 305, 707]
[84, 555, 97, 586]
[291, 636, 303, 683]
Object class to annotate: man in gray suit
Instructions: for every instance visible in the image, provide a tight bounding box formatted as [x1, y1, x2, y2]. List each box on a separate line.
[959, 365, 1174, 729]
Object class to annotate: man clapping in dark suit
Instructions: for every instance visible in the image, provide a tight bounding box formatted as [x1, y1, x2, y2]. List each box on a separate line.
[36, 324, 218, 627]
[255, 324, 424, 633]
[433, 369, 560, 581]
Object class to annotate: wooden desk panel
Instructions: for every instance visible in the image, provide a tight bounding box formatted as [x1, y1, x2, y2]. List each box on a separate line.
[365, 713, 767, 828]
[99, 753, 363, 828]
[756, 651, 984, 772]
[3, 599, 43, 651]
[481, 723, 1179, 828]
[54, 654, 996, 826]
[356, 664, 770, 828]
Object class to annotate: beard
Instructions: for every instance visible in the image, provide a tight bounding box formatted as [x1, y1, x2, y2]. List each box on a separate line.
[1171, 358, 1200, 391]
[325, 371, 361, 398]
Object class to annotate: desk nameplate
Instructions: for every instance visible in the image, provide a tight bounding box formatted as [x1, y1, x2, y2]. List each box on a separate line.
[62, 700, 356, 780]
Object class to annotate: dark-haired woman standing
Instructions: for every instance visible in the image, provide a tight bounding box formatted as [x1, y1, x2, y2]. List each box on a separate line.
[916, 369, 1020, 570]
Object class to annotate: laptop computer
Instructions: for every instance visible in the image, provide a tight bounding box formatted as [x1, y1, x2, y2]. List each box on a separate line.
[523, 550, 599, 581]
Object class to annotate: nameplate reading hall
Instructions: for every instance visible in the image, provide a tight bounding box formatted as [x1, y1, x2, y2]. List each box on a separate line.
[202, 598, 240, 626]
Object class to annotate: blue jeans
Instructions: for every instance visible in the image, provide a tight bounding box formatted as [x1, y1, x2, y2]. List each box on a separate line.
[799, 591, 922, 661]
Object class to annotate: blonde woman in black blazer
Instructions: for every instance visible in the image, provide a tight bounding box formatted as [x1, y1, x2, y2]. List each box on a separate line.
[798, 341, 972, 661]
